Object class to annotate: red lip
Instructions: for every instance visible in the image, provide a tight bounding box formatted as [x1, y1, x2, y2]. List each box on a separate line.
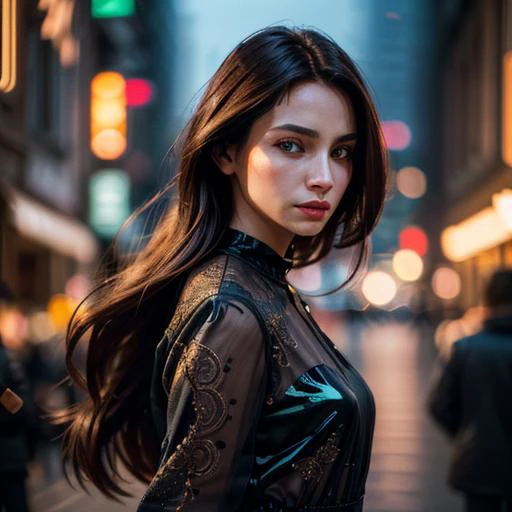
[296, 200, 331, 210]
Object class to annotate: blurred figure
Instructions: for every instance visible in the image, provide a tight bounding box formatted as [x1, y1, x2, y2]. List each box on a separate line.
[428, 269, 512, 512]
[0, 281, 33, 512]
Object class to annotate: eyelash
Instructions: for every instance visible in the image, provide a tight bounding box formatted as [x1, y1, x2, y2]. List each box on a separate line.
[276, 139, 354, 160]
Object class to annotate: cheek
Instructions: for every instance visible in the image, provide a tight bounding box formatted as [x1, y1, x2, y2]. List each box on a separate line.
[246, 148, 286, 195]
[334, 168, 352, 198]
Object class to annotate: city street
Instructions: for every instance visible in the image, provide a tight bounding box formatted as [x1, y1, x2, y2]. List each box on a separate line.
[27, 315, 463, 512]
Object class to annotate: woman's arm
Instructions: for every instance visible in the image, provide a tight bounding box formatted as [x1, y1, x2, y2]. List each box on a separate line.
[139, 297, 267, 512]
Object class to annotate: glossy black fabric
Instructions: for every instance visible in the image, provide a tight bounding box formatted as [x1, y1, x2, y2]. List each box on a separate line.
[139, 230, 375, 512]
[429, 315, 512, 497]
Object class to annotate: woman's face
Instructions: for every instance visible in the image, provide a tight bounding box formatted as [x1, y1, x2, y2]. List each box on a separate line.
[216, 80, 356, 255]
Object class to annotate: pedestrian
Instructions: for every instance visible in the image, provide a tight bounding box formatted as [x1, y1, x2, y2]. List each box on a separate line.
[59, 26, 388, 511]
[0, 281, 33, 512]
[429, 269, 512, 512]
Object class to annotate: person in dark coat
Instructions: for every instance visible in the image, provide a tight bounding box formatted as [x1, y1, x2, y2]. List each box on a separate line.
[429, 269, 512, 512]
[0, 281, 32, 512]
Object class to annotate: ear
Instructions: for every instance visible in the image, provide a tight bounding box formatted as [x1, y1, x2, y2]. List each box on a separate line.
[212, 142, 238, 175]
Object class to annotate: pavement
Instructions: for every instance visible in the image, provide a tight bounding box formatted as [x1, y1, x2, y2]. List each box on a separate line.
[26, 313, 463, 511]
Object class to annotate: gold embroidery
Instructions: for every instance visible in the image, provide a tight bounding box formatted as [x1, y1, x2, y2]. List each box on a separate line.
[169, 260, 225, 332]
[292, 431, 341, 483]
[152, 339, 228, 510]
[185, 342, 227, 435]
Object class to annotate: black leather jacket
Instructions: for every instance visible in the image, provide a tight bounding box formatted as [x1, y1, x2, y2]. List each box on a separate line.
[139, 229, 375, 511]
[429, 315, 512, 497]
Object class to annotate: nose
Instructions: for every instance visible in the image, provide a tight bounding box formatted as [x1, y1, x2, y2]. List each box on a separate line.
[306, 154, 334, 195]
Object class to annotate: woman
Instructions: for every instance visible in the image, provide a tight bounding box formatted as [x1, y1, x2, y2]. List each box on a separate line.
[61, 26, 388, 511]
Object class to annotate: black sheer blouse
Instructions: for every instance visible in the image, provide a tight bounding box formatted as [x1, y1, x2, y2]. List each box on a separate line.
[138, 230, 375, 512]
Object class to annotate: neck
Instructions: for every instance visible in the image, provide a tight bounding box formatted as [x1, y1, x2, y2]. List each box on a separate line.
[229, 219, 293, 257]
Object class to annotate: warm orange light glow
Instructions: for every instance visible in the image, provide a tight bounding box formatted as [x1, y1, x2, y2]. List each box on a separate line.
[0, 0, 17, 93]
[90, 71, 127, 160]
[91, 129, 127, 160]
[441, 205, 512, 262]
[503, 51, 512, 166]
[91, 98, 126, 128]
[431, 267, 461, 300]
[48, 294, 76, 332]
[392, 249, 423, 282]
[493, 188, 512, 230]
[362, 271, 397, 306]
[91, 71, 125, 98]
[396, 166, 427, 199]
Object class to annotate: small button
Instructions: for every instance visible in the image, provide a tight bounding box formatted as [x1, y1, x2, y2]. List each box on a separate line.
[304, 303, 311, 313]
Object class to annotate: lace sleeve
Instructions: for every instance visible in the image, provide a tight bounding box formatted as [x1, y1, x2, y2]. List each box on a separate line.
[139, 297, 267, 512]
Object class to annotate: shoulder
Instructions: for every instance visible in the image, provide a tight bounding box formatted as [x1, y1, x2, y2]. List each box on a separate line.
[171, 252, 278, 332]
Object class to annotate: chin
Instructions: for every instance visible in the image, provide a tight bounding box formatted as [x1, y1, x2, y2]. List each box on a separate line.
[290, 223, 326, 237]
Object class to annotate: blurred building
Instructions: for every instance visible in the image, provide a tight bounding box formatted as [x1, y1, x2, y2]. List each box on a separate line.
[0, 0, 175, 311]
[435, 0, 512, 311]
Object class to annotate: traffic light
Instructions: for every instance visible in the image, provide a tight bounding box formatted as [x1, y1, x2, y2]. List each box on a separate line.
[90, 71, 127, 160]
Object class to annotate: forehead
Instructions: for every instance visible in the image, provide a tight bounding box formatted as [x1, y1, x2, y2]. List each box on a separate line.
[270, 81, 355, 133]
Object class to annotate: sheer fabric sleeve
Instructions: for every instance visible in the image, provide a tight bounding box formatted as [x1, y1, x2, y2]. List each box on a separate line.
[138, 297, 267, 512]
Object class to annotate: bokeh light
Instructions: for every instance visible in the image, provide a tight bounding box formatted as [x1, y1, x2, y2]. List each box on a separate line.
[493, 188, 512, 229]
[0, 308, 28, 350]
[431, 267, 461, 300]
[65, 273, 92, 302]
[399, 226, 428, 256]
[381, 120, 412, 150]
[441, 207, 511, 261]
[91, 129, 127, 160]
[91, 71, 125, 97]
[396, 166, 427, 199]
[126, 78, 154, 107]
[91, 98, 126, 127]
[90, 71, 127, 160]
[392, 249, 423, 281]
[28, 311, 57, 343]
[48, 294, 77, 332]
[361, 271, 397, 306]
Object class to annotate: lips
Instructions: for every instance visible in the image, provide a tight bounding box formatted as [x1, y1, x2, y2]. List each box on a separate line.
[295, 200, 331, 210]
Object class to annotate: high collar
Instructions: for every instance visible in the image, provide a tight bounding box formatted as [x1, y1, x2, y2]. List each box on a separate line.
[219, 229, 293, 283]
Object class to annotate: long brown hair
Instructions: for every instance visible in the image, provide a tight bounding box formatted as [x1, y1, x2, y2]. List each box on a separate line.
[59, 25, 388, 498]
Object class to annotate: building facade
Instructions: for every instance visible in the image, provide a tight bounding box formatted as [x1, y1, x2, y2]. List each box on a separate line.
[0, 0, 175, 311]
[437, 0, 512, 310]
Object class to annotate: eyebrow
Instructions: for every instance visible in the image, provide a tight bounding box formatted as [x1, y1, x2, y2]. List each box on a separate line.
[269, 123, 357, 143]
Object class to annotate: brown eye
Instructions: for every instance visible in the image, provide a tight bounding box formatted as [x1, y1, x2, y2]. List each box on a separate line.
[332, 146, 353, 160]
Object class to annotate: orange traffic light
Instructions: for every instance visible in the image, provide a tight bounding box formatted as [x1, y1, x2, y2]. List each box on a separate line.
[90, 71, 127, 160]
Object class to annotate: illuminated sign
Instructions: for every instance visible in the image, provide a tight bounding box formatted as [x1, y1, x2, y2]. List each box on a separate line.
[503, 52, 512, 166]
[0, 0, 17, 93]
[89, 169, 131, 238]
[91, 0, 135, 18]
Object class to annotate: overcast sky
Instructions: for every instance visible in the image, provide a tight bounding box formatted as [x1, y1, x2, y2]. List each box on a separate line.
[172, 0, 373, 124]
